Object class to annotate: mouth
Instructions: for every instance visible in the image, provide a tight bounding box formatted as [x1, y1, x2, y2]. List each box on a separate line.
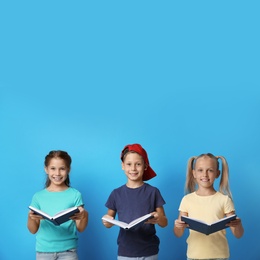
[52, 176, 64, 181]
[200, 178, 210, 182]
[129, 172, 139, 177]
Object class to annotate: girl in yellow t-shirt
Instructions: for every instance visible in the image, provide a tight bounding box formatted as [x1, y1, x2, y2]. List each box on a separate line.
[174, 153, 244, 260]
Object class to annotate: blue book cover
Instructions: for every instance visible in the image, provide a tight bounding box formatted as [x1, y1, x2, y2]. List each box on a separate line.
[181, 214, 237, 235]
[29, 206, 79, 226]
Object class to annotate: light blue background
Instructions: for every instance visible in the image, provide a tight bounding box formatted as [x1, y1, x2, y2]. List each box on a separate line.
[0, 1, 259, 260]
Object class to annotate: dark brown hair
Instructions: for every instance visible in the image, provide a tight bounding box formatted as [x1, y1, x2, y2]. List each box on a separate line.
[44, 150, 72, 188]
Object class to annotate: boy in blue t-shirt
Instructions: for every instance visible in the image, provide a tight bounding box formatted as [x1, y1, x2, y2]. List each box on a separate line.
[102, 144, 168, 260]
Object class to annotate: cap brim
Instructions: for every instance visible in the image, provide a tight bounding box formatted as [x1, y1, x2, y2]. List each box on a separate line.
[143, 166, 157, 181]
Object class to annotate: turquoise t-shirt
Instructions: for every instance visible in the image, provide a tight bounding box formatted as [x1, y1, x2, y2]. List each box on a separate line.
[30, 187, 84, 252]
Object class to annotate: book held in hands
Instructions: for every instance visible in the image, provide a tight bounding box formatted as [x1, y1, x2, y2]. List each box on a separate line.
[181, 214, 237, 235]
[29, 206, 80, 226]
[102, 213, 153, 230]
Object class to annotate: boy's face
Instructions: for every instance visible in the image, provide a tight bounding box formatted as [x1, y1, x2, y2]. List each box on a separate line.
[122, 152, 147, 182]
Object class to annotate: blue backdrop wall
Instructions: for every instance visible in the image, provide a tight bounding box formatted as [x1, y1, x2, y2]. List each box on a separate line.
[0, 1, 259, 260]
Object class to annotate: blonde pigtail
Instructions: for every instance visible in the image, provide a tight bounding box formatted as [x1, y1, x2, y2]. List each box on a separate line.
[216, 155, 232, 199]
[185, 156, 197, 194]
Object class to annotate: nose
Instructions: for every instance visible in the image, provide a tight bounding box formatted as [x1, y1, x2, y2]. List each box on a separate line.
[56, 169, 61, 175]
[203, 170, 209, 176]
[131, 164, 137, 170]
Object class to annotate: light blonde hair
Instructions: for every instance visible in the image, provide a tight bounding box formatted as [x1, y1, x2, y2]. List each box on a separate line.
[184, 153, 232, 198]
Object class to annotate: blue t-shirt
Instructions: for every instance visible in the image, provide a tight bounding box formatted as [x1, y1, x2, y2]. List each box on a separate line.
[30, 187, 84, 252]
[105, 183, 166, 257]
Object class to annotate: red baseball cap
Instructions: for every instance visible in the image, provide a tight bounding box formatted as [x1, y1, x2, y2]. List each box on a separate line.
[120, 144, 157, 181]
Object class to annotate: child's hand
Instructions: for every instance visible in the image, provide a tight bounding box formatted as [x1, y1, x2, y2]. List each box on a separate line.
[27, 210, 41, 234]
[29, 210, 43, 221]
[102, 214, 115, 228]
[70, 207, 87, 221]
[174, 218, 188, 230]
[72, 207, 88, 232]
[226, 217, 242, 228]
[173, 217, 188, 237]
[146, 212, 159, 224]
[146, 208, 168, 227]
[146, 211, 168, 228]
[227, 216, 244, 238]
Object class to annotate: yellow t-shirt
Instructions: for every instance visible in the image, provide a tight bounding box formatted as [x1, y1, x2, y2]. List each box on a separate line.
[179, 191, 235, 259]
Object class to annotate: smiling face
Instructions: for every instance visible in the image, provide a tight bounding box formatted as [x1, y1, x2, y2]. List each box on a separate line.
[45, 157, 70, 191]
[122, 152, 147, 184]
[193, 155, 220, 194]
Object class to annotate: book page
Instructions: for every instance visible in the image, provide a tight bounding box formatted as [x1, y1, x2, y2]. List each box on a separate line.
[102, 213, 152, 229]
[53, 207, 78, 218]
[211, 214, 236, 225]
[102, 217, 128, 228]
[29, 206, 52, 219]
[128, 213, 153, 227]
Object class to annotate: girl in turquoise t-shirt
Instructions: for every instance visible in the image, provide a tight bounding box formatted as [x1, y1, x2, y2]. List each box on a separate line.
[27, 150, 88, 260]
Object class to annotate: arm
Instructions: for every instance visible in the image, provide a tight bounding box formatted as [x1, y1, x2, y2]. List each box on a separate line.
[147, 206, 168, 227]
[173, 211, 188, 237]
[102, 209, 116, 228]
[72, 206, 88, 232]
[27, 210, 42, 234]
[226, 211, 244, 238]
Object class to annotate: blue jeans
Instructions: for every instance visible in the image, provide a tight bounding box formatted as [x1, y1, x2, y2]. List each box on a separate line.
[36, 249, 78, 260]
[187, 258, 229, 260]
[118, 255, 158, 260]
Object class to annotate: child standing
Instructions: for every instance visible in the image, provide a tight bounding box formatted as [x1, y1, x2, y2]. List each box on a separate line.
[174, 153, 244, 260]
[27, 150, 88, 260]
[102, 144, 168, 260]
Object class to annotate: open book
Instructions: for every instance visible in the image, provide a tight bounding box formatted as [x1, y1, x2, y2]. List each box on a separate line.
[181, 214, 237, 235]
[102, 213, 153, 230]
[29, 206, 79, 226]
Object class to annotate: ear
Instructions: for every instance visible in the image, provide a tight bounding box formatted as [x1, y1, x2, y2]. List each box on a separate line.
[144, 164, 148, 171]
[44, 167, 48, 174]
[192, 169, 196, 178]
[121, 162, 125, 171]
[216, 170, 220, 178]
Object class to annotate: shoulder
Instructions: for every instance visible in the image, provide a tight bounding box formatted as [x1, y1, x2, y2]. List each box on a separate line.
[143, 183, 165, 201]
[214, 192, 233, 206]
[182, 192, 196, 200]
[66, 188, 84, 205]
[30, 189, 48, 206]
[107, 185, 126, 197]
[67, 187, 82, 196]
[179, 192, 196, 205]
[105, 185, 125, 206]
[32, 189, 48, 198]
[215, 191, 231, 201]
[143, 183, 159, 191]
[111, 184, 126, 193]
